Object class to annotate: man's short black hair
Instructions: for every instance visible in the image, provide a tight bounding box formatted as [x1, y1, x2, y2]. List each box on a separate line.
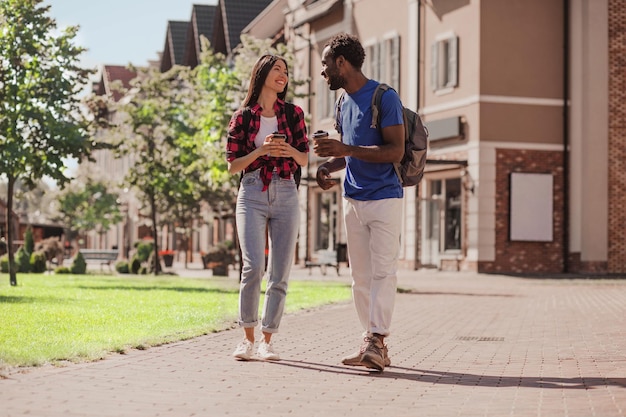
[325, 33, 365, 70]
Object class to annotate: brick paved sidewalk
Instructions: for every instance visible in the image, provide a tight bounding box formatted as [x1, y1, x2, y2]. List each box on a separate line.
[1, 269, 625, 417]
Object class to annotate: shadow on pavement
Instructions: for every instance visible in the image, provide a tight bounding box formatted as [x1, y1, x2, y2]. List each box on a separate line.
[274, 360, 626, 389]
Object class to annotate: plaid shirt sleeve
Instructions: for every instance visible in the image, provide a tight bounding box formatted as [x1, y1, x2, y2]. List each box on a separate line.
[226, 109, 248, 162]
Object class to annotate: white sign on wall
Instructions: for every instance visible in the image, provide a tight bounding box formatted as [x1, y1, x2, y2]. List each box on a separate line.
[509, 172, 553, 242]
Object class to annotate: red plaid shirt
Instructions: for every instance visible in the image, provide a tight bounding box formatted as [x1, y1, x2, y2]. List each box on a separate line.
[226, 99, 308, 191]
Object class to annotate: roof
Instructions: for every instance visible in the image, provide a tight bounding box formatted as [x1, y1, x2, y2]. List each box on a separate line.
[183, 4, 217, 67]
[218, 0, 274, 56]
[161, 20, 190, 72]
[93, 65, 137, 102]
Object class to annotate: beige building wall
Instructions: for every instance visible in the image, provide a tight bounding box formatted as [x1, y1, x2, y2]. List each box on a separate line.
[286, 0, 617, 273]
[569, 0, 609, 267]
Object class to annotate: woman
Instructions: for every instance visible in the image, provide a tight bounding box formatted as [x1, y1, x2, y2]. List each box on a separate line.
[226, 54, 308, 361]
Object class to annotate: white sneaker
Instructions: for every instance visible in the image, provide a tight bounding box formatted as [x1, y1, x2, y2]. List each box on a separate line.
[257, 341, 280, 361]
[232, 339, 254, 360]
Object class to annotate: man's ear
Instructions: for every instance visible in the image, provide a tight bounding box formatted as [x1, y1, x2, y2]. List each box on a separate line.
[336, 55, 346, 67]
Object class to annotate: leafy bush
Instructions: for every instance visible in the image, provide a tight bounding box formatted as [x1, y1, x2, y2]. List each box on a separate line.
[71, 252, 87, 274]
[129, 255, 141, 274]
[30, 250, 47, 273]
[0, 254, 8, 273]
[55, 266, 71, 274]
[15, 247, 31, 273]
[0, 239, 7, 256]
[115, 261, 129, 274]
[24, 227, 35, 254]
[135, 241, 154, 263]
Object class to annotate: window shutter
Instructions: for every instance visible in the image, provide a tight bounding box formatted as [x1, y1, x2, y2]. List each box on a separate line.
[391, 35, 400, 89]
[447, 36, 458, 88]
[431, 42, 438, 91]
[380, 40, 388, 84]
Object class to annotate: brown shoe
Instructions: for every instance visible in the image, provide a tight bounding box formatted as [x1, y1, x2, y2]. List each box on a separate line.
[361, 335, 386, 371]
[341, 337, 391, 368]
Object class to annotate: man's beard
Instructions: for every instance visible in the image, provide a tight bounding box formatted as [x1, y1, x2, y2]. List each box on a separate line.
[328, 74, 345, 91]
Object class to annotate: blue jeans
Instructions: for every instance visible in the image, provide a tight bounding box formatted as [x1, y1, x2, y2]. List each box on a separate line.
[236, 170, 300, 334]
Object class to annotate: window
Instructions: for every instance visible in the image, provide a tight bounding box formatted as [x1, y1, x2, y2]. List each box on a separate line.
[428, 178, 462, 252]
[363, 34, 400, 88]
[431, 33, 458, 92]
[444, 178, 462, 250]
[317, 79, 337, 120]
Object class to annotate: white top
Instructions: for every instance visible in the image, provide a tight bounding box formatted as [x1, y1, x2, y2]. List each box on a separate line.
[255, 115, 279, 148]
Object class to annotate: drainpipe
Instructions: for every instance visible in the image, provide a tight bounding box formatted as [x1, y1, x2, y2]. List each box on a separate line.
[563, 0, 570, 273]
[414, 0, 422, 270]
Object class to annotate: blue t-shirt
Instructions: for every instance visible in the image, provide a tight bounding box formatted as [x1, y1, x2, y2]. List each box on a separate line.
[336, 80, 404, 201]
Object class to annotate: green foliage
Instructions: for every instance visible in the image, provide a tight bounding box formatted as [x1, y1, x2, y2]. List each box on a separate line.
[71, 252, 87, 274]
[130, 255, 142, 274]
[54, 266, 71, 274]
[0, 0, 94, 187]
[56, 181, 122, 239]
[24, 227, 35, 254]
[15, 247, 31, 273]
[115, 261, 130, 274]
[29, 250, 47, 273]
[0, 254, 8, 273]
[135, 241, 154, 262]
[0, 0, 94, 285]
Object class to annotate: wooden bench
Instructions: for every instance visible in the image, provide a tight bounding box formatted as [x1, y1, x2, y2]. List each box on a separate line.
[79, 249, 119, 270]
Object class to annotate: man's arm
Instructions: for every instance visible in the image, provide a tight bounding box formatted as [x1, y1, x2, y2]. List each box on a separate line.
[312, 124, 404, 164]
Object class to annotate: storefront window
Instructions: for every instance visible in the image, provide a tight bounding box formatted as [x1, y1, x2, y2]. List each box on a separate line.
[444, 178, 462, 250]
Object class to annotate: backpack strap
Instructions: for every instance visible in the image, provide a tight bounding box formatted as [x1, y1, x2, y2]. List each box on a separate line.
[242, 107, 252, 136]
[334, 92, 346, 135]
[371, 83, 392, 129]
[284, 102, 297, 132]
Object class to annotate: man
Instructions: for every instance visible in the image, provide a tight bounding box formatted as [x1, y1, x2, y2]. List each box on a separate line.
[314, 33, 405, 372]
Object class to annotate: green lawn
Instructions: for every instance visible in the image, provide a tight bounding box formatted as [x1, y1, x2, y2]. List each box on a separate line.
[0, 273, 351, 369]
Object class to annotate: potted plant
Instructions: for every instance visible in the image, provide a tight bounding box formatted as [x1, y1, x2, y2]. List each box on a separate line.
[201, 244, 235, 276]
[159, 249, 175, 267]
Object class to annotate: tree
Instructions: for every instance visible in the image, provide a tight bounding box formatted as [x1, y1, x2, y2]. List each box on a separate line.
[55, 181, 122, 249]
[110, 65, 195, 274]
[0, 0, 94, 285]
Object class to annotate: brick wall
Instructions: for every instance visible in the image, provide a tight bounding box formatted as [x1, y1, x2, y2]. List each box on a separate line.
[479, 149, 564, 274]
[608, 0, 626, 273]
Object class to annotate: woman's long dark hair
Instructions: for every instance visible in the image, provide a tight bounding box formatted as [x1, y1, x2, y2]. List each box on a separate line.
[242, 54, 289, 108]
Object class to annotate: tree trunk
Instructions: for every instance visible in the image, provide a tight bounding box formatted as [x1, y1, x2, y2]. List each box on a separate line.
[6, 175, 17, 286]
[149, 190, 160, 275]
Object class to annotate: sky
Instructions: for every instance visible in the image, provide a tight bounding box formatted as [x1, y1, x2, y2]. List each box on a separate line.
[44, 0, 218, 75]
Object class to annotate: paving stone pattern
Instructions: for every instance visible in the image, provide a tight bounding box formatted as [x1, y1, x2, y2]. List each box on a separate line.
[1, 268, 625, 417]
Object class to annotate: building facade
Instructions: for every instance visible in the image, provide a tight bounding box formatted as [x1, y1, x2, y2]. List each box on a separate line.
[283, 0, 623, 274]
[89, 0, 624, 274]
